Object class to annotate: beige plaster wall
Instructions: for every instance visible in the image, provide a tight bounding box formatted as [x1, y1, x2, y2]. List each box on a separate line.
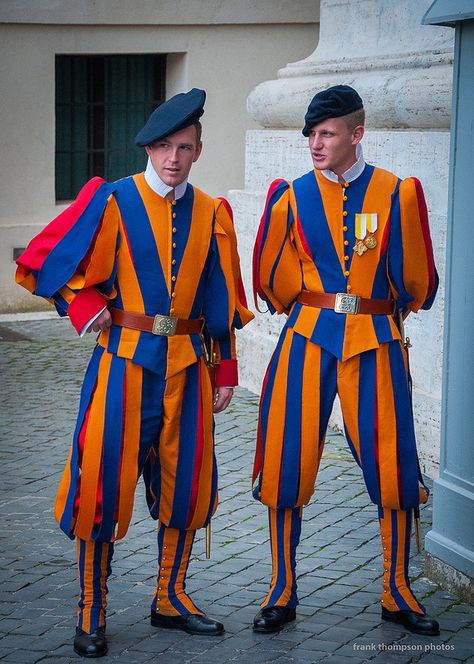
[0, 20, 318, 311]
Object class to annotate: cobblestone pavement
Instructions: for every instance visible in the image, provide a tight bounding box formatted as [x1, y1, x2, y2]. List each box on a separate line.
[0, 317, 473, 664]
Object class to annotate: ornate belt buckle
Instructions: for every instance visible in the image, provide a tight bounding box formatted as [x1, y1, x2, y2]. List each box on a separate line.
[152, 314, 178, 336]
[334, 293, 361, 315]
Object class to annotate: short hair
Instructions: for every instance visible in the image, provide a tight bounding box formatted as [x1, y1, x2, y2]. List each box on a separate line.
[193, 121, 202, 143]
[148, 121, 202, 149]
[342, 108, 365, 129]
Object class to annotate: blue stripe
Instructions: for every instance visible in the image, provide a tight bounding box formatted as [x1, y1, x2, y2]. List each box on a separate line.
[387, 182, 414, 309]
[269, 206, 295, 294]
[311, 308, 346, 362]
[37, 183, 115, 297]
[202, 233, 231, 340]
[170, 363, 199, 528]
[279, 333, 305, 507]
[292, 171, 344, 293]
[357, 350, 381, 505]
[343, 164, 375, 271]
[259, 182, 290, 265]
[388, 342, 419, 509]
[114, 177, 169, 314]
[91, 542, 104, 628]
[95, 356, 126, 541]
[254, 329, 289, 500]
[319, 347, 337, 444]
[168, 531, 193, 615]
[60, 346, 104, 539]
[77, 539, 86, 629]
[267, 509, 288, 606]
[388, 510, 407, 608]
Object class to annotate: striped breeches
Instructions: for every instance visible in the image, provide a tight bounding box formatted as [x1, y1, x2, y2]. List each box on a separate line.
[262, 507, 424, 614]
[254, 328, 426, 511]
[55, 346, 217, 542]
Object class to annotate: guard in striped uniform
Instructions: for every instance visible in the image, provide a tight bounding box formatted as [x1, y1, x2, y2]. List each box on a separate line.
[252, 85, 440, 636]
[16, 89, 253, 657]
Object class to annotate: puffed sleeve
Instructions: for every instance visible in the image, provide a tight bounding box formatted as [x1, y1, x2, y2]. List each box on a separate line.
[202, 197, 254, 387]
[253, 179, 303, 314]
[388, 177, 438, 313]
[15, 177, 120, 334]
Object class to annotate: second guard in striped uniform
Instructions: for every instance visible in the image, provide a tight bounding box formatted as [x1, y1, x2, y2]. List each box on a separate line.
[16, 88, 253, 657]
[252, 85, 440, 636]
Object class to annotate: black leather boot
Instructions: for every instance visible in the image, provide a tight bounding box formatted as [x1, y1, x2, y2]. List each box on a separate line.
[151, 610, 224, 635]
[253, 606, 296, 633]
[73, 626, 108, 657]
[382, 607, 440, 636]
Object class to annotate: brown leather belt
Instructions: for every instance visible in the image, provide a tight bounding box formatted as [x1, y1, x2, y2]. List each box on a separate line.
[110, 307, 204, 336]
[297, 290, 395, 315]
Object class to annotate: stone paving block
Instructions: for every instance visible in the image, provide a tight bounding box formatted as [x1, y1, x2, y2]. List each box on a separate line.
[0, 318, 472, 663]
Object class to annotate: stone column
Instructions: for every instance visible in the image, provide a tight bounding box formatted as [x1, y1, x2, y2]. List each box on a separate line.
[422, 3, 474, 601]
[229, 0, 453, 477]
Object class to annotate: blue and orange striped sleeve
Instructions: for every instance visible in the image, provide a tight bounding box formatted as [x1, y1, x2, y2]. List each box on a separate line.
[388, 177, 438, 313]
[15, 178, 120, 333]
[253, 179, 302, 315]
[202, 198, 253, 386]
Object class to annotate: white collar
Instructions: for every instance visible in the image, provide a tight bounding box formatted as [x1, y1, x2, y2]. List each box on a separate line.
[144, 158, 188, 200]
[320, 143, 366, 184]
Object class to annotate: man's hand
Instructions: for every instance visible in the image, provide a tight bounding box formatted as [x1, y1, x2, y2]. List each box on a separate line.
[213, 387, 234, 413]
[87, 309, 112, 333]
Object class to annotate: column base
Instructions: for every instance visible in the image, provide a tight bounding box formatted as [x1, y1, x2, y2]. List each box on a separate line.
[425, 553, 474, 605]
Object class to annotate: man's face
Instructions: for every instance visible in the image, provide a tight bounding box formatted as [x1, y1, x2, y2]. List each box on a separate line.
[308, 117, 364, 176]
[145, 125, 202, 188]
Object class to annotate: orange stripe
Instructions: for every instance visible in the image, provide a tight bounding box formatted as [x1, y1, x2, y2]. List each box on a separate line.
[74, 352, 111, 539]
[376, 345, 401, 509]
[115, 361, 143, 540]
[297, 340, 323, 505]
[133, 173, 170, 294]
[188, 358, 215, 530]
[158, 371, 187, 525]
[338, 353, 362, 463]
[260, 329, 293, 507]
[280, 509, 294, 605]
[349, 168, 397, 297]
[314, 170, 344, 271]
[55, 447, 73, 526]
[399, 178, 430, 311]
[178, 188, 214, 315]
[262, 508, 279, 607]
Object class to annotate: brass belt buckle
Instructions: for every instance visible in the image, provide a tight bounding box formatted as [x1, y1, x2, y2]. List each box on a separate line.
[334, 293, 361, 315]
[152, 314, 178, 336]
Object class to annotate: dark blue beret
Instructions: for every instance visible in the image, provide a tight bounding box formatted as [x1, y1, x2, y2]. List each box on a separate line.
[134, 88, 206, 147]
[302, 85, 363, 136]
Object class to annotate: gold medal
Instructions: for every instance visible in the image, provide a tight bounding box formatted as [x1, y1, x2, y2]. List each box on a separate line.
[364, 235, 377, 250]
[354, 241, 367, 256]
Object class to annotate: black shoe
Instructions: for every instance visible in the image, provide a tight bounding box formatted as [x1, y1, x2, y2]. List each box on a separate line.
[382, 607, 440, 636]
[73, 626, 108, 658]
[253, 606, 296, 633]
[150, 610, 224, 635]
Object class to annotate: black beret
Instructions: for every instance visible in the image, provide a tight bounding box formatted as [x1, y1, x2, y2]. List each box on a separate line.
[135, 88, 206, 147]
[302, 85, 363, 136]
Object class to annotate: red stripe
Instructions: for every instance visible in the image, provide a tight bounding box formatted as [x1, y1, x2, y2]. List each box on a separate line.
[412, 177, 435, 296]
[216, 196, 233, 222]
[252, 179, 286, 301]
[380, 211, 391, 256]
[186, 363, 205, 527]
[296, 213, 312, 259]
[216, 197, 249, 308]
[252, 363, 271, 485]
[17, 177, 105, 272]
